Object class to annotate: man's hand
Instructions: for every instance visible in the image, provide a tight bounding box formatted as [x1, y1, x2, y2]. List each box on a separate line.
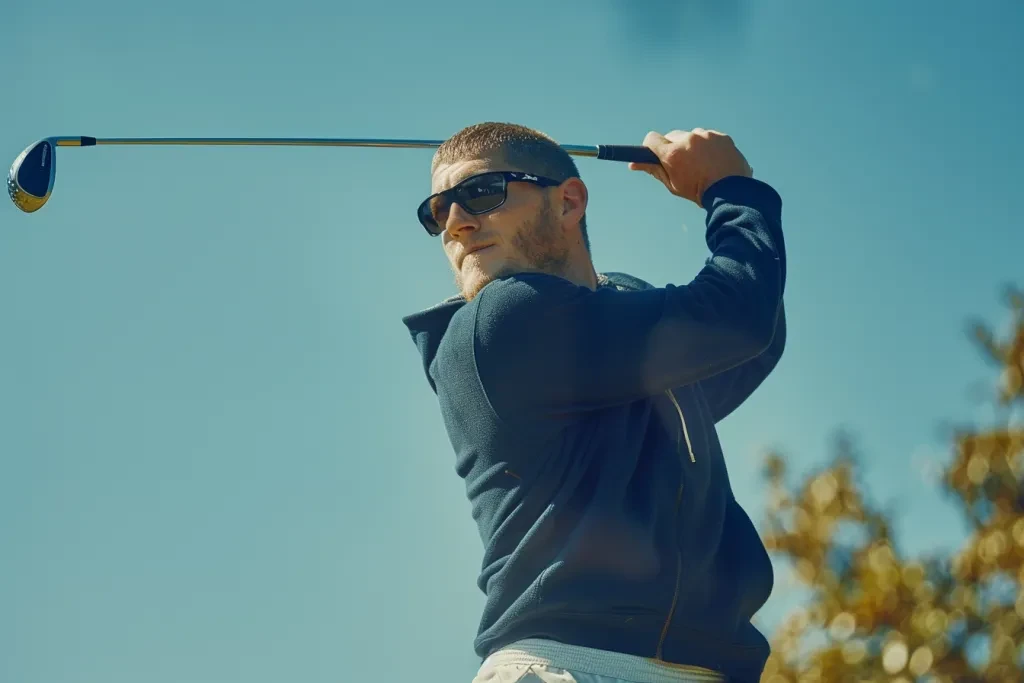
[629, 128, 753, 207]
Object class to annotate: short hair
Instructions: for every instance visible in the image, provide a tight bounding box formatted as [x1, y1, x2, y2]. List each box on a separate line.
[432, 122, 590, 252]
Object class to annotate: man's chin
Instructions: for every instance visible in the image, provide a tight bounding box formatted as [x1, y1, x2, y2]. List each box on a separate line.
[458, 272, 496, 302]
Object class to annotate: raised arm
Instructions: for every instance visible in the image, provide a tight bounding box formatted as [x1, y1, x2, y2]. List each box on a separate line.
[698, 301, 787, 423]
[462, 166, 785, 421]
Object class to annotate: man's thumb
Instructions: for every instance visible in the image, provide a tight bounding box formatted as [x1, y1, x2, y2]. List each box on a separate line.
[642, 130, 670, 151]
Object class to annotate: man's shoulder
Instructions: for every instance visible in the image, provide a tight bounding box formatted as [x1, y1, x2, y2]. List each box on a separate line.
[468, 272, 580, 312]
[475, 270, 656, 298]
[447, 272, 657, 341]
[453, 273, 572, 336]
[462, 271, 656, 321]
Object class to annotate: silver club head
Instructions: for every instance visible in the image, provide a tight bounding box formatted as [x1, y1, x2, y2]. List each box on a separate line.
[8, 139, 56, 213]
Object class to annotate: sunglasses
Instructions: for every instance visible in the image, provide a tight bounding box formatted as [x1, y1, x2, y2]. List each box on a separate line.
[416, 171, 562, 236]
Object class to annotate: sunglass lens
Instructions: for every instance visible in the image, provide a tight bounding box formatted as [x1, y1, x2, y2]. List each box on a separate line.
[417, 173, 508, 236]
[457, 174, 506, 213]
[421, 195, 451, 233]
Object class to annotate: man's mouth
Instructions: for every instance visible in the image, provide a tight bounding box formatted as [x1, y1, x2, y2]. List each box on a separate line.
[461, 245, 494, 267]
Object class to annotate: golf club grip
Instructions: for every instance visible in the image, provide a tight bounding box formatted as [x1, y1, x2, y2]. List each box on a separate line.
[596, 145, 659, 164]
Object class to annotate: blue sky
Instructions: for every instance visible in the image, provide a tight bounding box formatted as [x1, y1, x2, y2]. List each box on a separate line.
[2, 1, 1022, 681]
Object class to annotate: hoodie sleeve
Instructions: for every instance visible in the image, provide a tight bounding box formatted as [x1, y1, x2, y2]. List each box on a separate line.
[697, 301, 786, 423]
[467, 175, 786, 422]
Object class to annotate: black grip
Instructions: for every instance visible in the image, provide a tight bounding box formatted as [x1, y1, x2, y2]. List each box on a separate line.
[596, 145, 659, 164]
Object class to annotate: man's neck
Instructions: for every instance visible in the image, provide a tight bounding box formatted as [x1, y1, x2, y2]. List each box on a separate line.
[564, 260, 599, 291]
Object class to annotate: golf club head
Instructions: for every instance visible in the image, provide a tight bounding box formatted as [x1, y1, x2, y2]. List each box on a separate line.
[7, 139, 56, 213]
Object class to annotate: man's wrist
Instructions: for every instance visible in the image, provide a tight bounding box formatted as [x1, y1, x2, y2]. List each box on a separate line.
[700, 176, 782, 220]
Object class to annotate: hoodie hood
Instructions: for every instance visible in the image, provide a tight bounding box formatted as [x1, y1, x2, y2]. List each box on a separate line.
[400, 293, 464, 394]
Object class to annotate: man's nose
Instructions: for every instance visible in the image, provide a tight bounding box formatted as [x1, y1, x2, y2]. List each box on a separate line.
[444, 201, 480, 238]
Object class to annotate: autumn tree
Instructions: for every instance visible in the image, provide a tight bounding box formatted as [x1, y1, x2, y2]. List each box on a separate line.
[759, 286, 1024, 683]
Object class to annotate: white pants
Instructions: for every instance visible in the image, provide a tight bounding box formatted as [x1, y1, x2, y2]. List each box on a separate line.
[472, 639, 724, 683]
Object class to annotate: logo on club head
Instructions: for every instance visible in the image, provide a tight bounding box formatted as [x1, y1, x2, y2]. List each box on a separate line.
[41, 144, 49, 168]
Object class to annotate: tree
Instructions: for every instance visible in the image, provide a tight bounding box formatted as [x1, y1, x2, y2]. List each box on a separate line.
[759, 286, 1024, 683]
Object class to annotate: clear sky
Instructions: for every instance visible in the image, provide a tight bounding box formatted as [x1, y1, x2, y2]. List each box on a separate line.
[2, 1, 1022, 682]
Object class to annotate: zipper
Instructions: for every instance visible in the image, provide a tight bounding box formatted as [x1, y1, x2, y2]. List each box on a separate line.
[655, 389, 694, 658]
[656, 534, 683, 658]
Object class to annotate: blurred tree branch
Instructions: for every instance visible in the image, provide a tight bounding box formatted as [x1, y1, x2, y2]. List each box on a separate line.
[760, 284, 1023, 683]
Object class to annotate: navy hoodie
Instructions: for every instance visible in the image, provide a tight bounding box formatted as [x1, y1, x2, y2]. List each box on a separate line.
[401, 175, 786, 683]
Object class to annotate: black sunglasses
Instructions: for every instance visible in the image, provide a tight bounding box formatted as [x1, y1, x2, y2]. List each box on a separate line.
[416, 171, 562, 236]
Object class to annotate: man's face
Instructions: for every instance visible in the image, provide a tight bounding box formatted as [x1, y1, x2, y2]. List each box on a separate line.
[431, 155, 571, 301]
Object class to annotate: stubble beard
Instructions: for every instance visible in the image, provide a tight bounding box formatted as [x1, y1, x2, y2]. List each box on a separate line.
[455, 201, 570, 301]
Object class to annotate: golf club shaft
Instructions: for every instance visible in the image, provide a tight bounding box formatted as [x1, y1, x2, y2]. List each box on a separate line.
[48, 137, 658, 163]
[8, 135, 660, 214]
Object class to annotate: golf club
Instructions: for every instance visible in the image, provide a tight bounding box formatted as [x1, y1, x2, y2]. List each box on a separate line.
[7, 136, 659, 214]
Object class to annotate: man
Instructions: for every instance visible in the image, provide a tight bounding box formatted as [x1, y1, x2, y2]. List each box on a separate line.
[402, 123, 786, 683]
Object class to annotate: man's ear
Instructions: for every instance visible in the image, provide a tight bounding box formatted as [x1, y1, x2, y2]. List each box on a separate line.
[560, 177, 588, 225]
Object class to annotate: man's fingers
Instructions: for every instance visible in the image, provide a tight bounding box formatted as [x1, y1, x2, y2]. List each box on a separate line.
[629, 161, 669, 186]
[630, 126, 751, 204]
[642, 130, 672, 151]
[630, 132, 668, 177]
[628, 161, 656, 174]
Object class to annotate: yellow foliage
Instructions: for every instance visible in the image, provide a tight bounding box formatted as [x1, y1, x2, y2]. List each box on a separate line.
[760, 286, 1023, 681]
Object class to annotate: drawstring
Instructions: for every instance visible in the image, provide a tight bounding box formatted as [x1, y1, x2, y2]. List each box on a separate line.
[679, 409, 696, 464]
[665, 390, 696, 463]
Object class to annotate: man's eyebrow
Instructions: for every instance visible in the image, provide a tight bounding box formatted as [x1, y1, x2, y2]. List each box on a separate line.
[436, 166, 491, 192]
